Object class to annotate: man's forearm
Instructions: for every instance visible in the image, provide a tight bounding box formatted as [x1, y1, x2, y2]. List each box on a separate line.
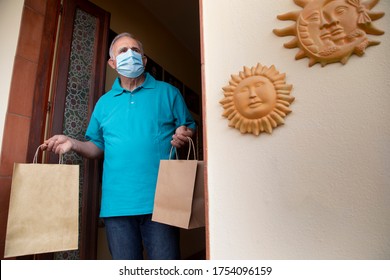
[70, 139, 103, 159]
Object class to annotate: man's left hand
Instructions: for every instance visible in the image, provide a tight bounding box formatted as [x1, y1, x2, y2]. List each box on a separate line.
[171, 126, 194, 148]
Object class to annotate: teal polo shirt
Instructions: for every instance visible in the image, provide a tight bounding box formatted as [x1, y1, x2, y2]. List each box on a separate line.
[86, 73, 196, 217]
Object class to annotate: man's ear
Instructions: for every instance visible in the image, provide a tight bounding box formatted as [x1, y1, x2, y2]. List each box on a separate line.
[142, 56, 148, 67]
[108, 58, 116, 70]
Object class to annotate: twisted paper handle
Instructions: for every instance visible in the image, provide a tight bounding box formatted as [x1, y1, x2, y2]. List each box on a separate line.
[33, 144, 64, 164]
[169, 137, 196, 160]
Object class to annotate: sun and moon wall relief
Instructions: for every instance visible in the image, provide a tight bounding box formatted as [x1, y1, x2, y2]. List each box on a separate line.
[273, 0, 385, 67]
[220, 0, 385, 135]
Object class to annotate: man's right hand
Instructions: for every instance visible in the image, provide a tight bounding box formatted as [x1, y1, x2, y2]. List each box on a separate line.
[41, 135, 103, 159]
[41, 135, 74, 155]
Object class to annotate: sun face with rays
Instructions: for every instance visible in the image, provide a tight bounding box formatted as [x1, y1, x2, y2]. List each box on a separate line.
[220, 63, 294, 136]
[273, 0, 385, 67]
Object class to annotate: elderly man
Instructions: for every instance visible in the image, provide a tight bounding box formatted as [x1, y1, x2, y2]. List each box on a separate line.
[43, 32, 196, 260]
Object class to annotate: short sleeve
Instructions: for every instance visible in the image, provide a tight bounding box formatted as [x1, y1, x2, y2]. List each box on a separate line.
[85, 106, 105, 150]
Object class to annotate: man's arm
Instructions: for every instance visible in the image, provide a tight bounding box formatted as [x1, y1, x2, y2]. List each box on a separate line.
[42, 135, 103, 159]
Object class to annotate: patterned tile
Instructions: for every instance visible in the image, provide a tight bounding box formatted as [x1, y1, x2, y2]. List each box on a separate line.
[55, 8, 97, 260]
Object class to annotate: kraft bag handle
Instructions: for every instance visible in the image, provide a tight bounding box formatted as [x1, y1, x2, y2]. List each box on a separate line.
[168, 137, 196, 160]
[33, 145, 64, 164]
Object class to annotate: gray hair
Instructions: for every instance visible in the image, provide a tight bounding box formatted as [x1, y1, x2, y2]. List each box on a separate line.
[109, 32, 144, 58]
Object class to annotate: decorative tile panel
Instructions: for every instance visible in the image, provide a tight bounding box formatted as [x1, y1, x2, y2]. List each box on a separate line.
[55, 8, 97, 260]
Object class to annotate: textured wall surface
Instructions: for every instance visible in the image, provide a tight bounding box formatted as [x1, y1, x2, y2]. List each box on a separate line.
[202, 0, 390, 259]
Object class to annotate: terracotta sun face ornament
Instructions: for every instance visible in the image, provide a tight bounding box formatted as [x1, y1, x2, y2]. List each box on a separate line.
[220, 63, 294, 136]
[273, 0, 385, 67]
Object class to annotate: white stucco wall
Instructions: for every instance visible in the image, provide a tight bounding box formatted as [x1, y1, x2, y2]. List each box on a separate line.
[0, 0, 24, 156]
[202, 0, 390, 259]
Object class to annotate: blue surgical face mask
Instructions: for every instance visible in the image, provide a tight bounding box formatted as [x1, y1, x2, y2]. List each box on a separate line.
[115, 49, 145, 78]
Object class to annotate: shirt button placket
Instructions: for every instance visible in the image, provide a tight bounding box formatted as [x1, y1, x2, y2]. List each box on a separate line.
[130, 93, 135, 105]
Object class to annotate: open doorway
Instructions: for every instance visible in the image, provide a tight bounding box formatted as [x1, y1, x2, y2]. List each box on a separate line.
[0, 0, 205, 260]
[89, 0, 205, 260]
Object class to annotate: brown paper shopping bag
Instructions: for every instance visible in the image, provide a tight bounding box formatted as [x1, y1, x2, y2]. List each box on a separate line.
[4, 146, 79, 258]
[152, 137, 205, 229]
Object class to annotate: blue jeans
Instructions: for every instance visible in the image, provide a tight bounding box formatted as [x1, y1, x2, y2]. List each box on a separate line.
[104, 214, 180, 260]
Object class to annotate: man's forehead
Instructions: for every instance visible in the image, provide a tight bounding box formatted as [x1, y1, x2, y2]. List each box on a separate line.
[113, 37, 140, 50]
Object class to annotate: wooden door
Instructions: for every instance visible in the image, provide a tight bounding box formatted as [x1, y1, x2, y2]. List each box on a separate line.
[28, 0, 110, 260]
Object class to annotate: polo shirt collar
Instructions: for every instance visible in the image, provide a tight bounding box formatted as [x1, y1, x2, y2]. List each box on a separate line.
[112, 73, 156, 96]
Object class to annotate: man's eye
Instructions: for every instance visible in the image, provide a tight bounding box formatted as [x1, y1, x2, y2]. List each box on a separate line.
[131, 47, 141, 53]
[119, 47, 128, 54]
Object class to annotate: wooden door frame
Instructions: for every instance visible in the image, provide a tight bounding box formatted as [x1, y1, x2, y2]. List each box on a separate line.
[27, 0, 110, 260]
